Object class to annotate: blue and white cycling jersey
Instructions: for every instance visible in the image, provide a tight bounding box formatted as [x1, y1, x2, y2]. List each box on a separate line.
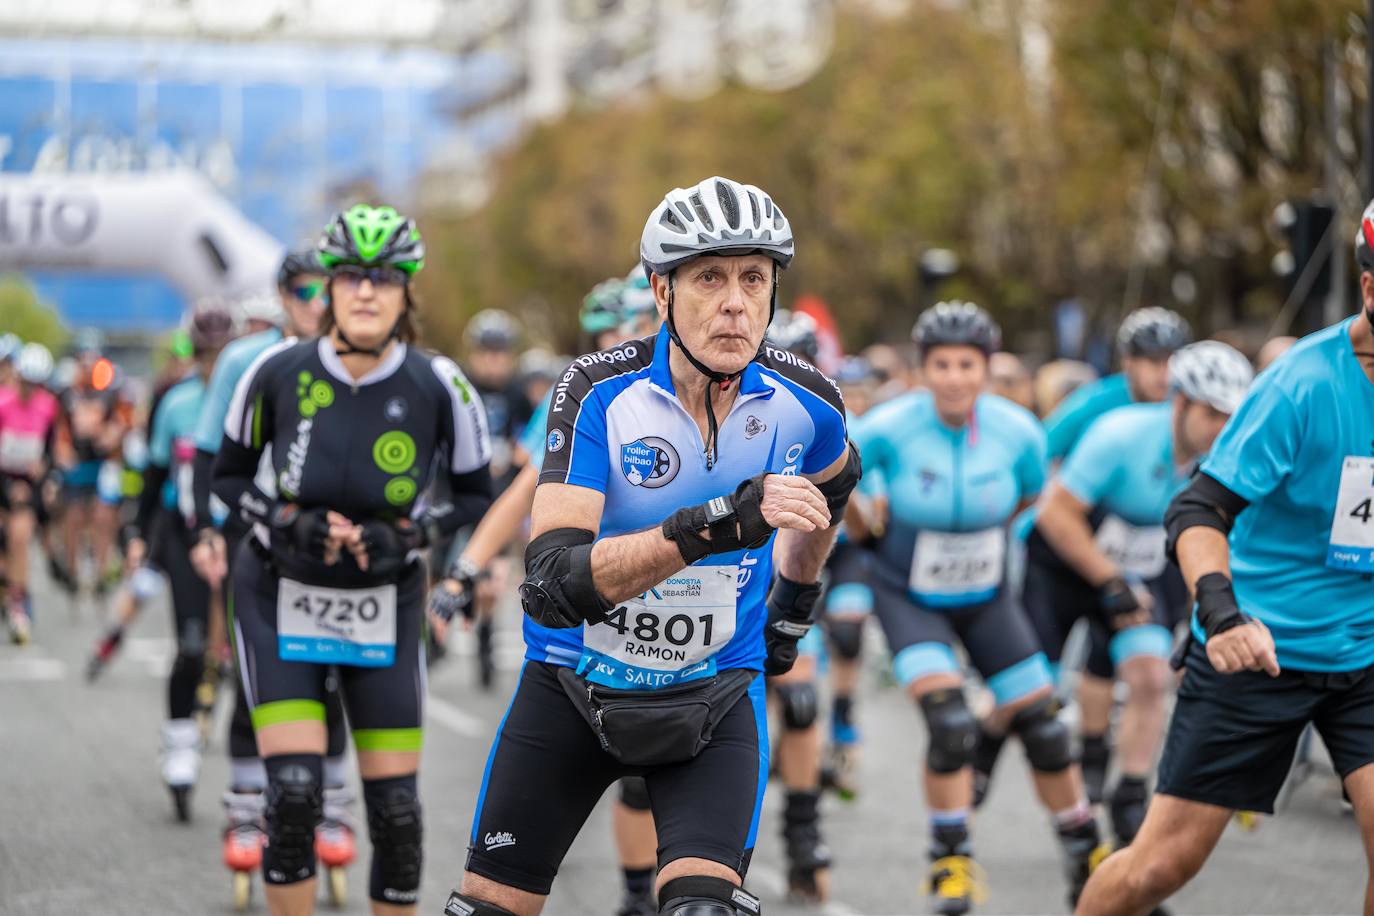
[850, 390, 1046, 607]
[530, 327, 849, 690]
[194, 328, 285, 454]
[1198, 317, 1374, 672]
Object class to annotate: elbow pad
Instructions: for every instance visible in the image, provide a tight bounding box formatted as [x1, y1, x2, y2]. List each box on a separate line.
[816, 442, 863, 520]
[1164, 472, 1249, 562]
[519, 528, 613, 629]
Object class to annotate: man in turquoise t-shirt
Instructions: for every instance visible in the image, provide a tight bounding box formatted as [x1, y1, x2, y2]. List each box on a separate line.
[1078, 200, 1374, 916]
[1043, 307, 1191, 461]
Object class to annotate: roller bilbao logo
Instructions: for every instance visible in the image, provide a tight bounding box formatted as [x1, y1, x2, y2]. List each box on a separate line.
[620, 437, 679, 488]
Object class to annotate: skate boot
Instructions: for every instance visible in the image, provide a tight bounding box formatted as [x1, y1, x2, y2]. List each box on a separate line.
[782, 790, 832, 903]
[160, 719, 201, 822]
[48, 554, 77, 596]
[926, 854, 985, 916]
[223, 789, 266, 911]
[476, 617, 496, 690]
[86, 626, 124, 681]
[821, 741, 860, 801]
[1109, 777, 1149, 847]
[7, 595, 31, 645]
[1058, 816, 1111, 907]
[317, 785, 357, 907]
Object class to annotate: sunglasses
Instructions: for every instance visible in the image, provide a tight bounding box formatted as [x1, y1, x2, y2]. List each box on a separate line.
[333, 265, 408, 289]
[290, 281, 326, 303]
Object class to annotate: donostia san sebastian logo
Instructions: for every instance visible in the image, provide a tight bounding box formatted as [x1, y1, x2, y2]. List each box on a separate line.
[620, 436, 679, 488]
[373, 430, 419, 505]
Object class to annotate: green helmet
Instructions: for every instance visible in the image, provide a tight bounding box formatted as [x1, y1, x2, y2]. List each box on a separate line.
[169, 329, 194, 359]
[317, 204, 425, 276]
[580, 278, 625, 335]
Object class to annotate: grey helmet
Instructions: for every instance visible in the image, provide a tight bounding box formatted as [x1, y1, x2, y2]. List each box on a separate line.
[767, 308, 820, 362]
[639, 176, 794, 277]
[1117, 307, 1191, 358]
[1168, 341, 1254, 415]
[912, 301, 1001, 356]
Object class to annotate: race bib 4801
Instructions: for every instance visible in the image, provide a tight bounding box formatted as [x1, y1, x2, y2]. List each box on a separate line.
[1328, 456, 1374, 573]
[277, 578, 397, 667]
[580, 565, 738, 690]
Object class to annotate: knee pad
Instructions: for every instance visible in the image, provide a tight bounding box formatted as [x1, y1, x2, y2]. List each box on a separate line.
[262, 754, 323, 885]
[827, 618, 864, 660]
[776, 681, 818, 731]
[658, 876, 761, 916]
[1010, 696, 1072, 773]
[443, 891, 518, 915]
[918, 689, 976, 774]
[619, 776, 652, 811]
[363, 774, 423, 904]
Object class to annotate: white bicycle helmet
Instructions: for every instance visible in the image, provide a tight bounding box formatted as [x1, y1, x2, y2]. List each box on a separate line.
[639, 176, 794, 276]
[237, 289, 285, 327]
[16, 342, 54, 385]
[1168, 340, 1254, 415]
[1118, 307, 1191, 358]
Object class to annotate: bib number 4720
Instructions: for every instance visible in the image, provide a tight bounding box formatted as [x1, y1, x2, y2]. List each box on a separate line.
[291, 592, 383, 627]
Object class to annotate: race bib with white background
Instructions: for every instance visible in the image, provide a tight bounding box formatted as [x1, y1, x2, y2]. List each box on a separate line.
[1094, 515, 1168, 580]
[910, 528, 1005, 607]
[277, 578, 397, 667]
[1327, 456, 1374, 573]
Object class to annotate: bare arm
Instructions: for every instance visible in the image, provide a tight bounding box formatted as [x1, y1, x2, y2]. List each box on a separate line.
[530, 482, 689, 605]
[1172, 526, 1231, 591]
[1034, 480, 1117, 586]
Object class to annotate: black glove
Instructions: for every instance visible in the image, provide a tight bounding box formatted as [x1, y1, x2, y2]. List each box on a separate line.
[1097, 576, 1141, 629]
[358, 518, 425, 577]
[1194, 572, 1250, 638]
[429, 582, 475, 623]
[268, 503, 333, 559]
[662, 473, 776, 565]
[764, 574, 823, 676]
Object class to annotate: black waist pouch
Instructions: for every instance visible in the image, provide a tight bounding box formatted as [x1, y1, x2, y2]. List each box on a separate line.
[556, 666, 757, 767]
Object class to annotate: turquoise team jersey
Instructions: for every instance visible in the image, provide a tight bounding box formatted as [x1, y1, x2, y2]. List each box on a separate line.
[519, 391, 552, 474]
[851, 391, 1046, 606]
[194, 328, 285, 454]
[1044, 373, 1133, 461]
[1199, 317, 1374, 673]
[1057, 402, 1187, 527]
[149, 376, 208, 520]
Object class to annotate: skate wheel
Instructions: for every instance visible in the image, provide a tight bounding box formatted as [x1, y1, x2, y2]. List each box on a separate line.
[172, 786, 191, 823]
[327, 866, 347, 907]
[232, 870, 252, 911]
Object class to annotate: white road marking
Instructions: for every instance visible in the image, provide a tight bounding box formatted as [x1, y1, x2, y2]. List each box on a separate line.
[0, 652, 66, 681]
[426, 695, 485, 738]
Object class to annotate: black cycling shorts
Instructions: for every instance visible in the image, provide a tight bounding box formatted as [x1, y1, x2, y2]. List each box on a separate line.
[230, 540, 426, 751]
[1157, 638, 1374, 813]
[868, 570, 1053, 707]
[1021, 554, 1187, 679]
[466, 660, 768, 895]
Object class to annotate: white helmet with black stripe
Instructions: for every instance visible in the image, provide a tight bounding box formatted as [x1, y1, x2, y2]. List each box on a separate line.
[639, 176, 794, 277]
[1168, 340, 1254, 415]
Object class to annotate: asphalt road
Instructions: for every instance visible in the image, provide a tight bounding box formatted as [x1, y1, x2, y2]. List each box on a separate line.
[0, 570, 1366, 916]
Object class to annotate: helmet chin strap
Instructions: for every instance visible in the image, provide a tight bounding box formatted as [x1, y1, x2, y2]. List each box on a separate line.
[333, 320, 399, 358]
[663, 271, 778, 470]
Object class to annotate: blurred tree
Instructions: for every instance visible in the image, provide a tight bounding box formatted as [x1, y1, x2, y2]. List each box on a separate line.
[0, 275, 69, 351]
[419, 0, 1366, 355]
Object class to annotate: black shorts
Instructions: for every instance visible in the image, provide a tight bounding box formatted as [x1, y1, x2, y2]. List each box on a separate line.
[230, 541, 427, 751]
[868, 570, 1053, 707]
[1157, 639, 1374, 813]
[467, 661, 768, 895]
[1021, 556, 1187, 679]
[0, 473, 49, 525]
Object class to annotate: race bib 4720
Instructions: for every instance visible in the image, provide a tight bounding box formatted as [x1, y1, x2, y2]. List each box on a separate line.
[277, 578, 397, 667]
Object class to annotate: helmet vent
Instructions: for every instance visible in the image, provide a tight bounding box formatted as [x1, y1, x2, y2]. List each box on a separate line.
[716, 180, 741, 230]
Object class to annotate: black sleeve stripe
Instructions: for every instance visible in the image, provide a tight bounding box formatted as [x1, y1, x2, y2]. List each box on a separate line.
[759, 345, 846, 417]
[542, 335, 656, 484]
